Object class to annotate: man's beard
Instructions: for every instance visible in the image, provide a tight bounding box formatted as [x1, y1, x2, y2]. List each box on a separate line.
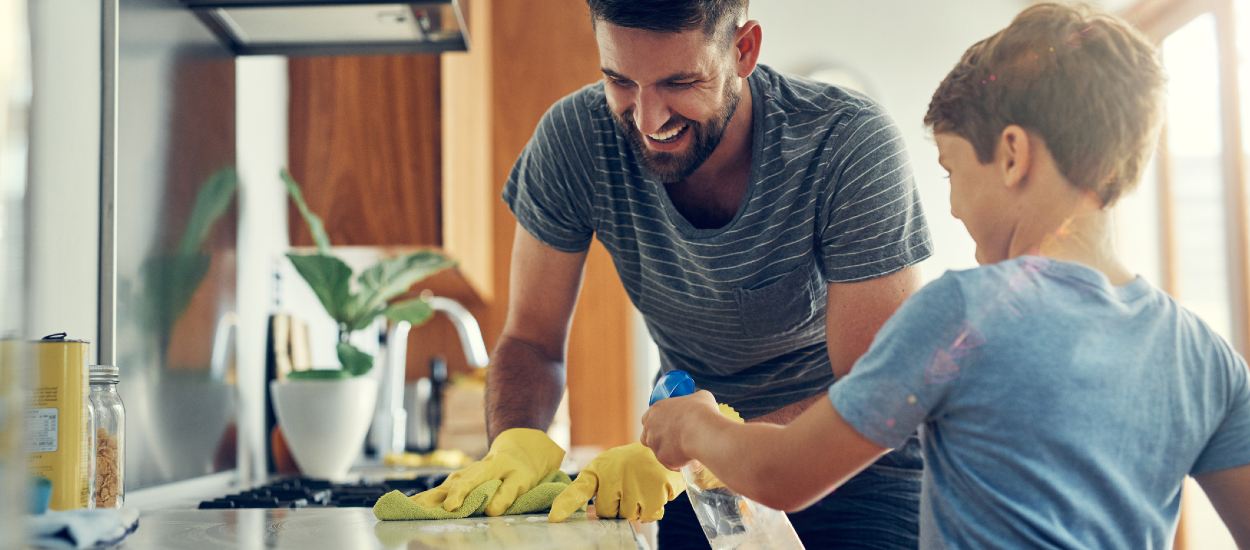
[613, 80, 741, 184]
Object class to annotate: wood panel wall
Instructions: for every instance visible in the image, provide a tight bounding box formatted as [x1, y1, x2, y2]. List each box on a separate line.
[162, 58, 238, 372]
[287, 0, 636, 450]
[444, 0, 637, 448]
[288, 54, 481, 382]
[288, 55, 443, 247]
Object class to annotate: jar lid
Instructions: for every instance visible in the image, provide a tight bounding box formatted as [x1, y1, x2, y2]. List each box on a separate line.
[89, 364, 119, 384]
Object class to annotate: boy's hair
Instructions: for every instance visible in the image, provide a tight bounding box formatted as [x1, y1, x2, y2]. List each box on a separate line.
[586, 0, 748, 44]
[924, 3, 1165, 206]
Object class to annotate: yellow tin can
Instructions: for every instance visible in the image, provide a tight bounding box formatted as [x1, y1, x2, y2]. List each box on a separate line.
[29, 333, 92, 510]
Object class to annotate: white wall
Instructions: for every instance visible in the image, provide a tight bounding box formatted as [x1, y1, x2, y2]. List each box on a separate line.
[235, 55, 290, 486]
[750, 1, 1030, 280]
[26, 0, 102, 354]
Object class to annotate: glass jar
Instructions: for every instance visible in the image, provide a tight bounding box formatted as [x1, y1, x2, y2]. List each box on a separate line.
[88, 365, 124, 508]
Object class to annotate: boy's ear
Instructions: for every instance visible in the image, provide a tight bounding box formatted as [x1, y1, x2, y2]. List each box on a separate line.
[997, 125, 1032, 191]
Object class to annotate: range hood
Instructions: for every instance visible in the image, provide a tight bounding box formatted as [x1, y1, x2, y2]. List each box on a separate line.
[183, 0, 469, 56]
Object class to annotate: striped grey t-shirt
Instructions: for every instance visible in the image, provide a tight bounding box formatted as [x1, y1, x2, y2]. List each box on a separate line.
[503, 65, 931, 418]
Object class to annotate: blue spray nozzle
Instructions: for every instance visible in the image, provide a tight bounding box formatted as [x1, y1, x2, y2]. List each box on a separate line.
[649, 370, 696, 406]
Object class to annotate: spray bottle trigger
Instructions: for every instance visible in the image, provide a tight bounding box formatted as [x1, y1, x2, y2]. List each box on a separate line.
[649, 370, 696, 406]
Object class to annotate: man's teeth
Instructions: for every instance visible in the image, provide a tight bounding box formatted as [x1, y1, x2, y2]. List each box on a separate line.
[648, 124, 687, 142]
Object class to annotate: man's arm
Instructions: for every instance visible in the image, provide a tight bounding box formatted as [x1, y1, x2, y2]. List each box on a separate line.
[826, 266, 922, 379]
[485, 227, 588, 443]
[748, 266, 921, 426]
[1195, 464, 1250, 547]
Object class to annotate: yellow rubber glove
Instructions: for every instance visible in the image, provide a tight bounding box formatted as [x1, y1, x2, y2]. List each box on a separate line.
[548, 442, 684, 523]
[410, 428, 565, 517]
[692, 403, 745, 490]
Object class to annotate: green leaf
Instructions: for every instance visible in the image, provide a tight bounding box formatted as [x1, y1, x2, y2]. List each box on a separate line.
[286, 253, 354, 322]
[347, 251, 454, 328]
[337, 341, 373, 376]
[138, 166, 237, 358]
[177, 167, 238, 256]
[287, 369, 352, 381]
[281, 168, 332, 255]
[140, 252, 211, 343]
[382, 298, 435, 326]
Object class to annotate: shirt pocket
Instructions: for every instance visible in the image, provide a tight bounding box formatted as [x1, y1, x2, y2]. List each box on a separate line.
[734, 259, 822, 338]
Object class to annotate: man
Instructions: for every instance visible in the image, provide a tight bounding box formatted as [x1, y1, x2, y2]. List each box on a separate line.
[414, 1, 931, 546]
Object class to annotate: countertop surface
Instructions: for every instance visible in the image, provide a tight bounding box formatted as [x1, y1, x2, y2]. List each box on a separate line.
[118, 507, 644, 549]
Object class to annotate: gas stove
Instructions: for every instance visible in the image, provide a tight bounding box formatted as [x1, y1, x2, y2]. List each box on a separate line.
[197, 473, 450, 510]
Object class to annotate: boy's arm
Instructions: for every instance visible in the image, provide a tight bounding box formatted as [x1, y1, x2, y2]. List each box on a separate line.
[687, 397, 888, 512]
[1195, 464, 1250, 546]
[644, 275, 962, 511]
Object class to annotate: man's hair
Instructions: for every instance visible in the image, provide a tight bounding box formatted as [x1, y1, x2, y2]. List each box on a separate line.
[924, 3, 1165, 206]
[586, 0, 748, 42]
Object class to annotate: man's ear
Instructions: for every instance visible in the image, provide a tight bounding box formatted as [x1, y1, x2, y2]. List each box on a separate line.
[998, 125, 1032, 190]
[733, 21, 762, 78]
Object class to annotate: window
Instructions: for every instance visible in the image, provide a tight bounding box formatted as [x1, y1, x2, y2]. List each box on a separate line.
[1119, 0, 1247, 548]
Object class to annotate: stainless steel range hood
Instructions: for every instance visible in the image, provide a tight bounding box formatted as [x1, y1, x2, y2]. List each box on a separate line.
[183, 0, 469, 56]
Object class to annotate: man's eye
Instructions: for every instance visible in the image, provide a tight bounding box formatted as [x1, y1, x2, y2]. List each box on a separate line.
[668, 81, 696, 89]
[609, 78, 634, 88]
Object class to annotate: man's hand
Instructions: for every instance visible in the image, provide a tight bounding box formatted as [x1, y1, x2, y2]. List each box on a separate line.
[548, 443, 684, 523]
[411, 428, 565, 516]
[640, 390, 721, 469]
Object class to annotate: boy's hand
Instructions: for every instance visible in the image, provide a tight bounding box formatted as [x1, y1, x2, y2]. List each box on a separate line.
[641, 390, 721, 469]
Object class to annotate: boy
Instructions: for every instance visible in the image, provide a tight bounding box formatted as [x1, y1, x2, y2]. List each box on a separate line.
[641, 3, 1250, 547]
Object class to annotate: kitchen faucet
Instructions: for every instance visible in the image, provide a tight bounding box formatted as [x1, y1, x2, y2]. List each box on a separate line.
[372, 295, 489, 457]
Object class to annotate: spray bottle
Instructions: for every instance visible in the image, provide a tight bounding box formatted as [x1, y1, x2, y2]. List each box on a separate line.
[649, 370, 805, 550]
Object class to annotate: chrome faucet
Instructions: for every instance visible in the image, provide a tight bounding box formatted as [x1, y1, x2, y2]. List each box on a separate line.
[425, 296, 490, 369]
[372, 295, 488, 457]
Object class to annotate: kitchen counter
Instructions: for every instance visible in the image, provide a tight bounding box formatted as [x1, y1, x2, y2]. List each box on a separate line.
[119, 507, 644, 549]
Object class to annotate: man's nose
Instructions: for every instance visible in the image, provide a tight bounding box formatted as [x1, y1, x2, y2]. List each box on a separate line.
[633, 87, 672, 135]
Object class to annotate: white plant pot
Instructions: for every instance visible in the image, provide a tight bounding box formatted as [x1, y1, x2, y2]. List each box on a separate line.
[270, 376, 378, 480]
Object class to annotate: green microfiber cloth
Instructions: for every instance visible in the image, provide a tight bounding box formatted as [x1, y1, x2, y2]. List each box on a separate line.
[373, 471, 581, 521]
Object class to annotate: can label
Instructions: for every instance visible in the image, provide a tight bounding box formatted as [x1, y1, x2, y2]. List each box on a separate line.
[26, 408, 58, 452]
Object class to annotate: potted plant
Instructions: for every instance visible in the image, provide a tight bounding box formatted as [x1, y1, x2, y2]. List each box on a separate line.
[270, 169, 453, 480]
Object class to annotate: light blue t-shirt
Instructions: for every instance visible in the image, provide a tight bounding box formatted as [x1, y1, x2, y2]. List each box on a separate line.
[829, 256, 1250, 548]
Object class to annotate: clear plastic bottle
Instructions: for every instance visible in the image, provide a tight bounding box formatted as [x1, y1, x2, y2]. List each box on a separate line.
[88, 365, 125, 508]
[650, 370, 804, 550]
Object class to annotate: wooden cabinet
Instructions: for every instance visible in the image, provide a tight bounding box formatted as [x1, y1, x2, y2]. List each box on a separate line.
[288, 54, 442, 247]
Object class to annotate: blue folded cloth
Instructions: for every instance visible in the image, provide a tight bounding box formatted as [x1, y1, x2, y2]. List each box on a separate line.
[28, 508, 140, 549]
[29, 476, 51, 514]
